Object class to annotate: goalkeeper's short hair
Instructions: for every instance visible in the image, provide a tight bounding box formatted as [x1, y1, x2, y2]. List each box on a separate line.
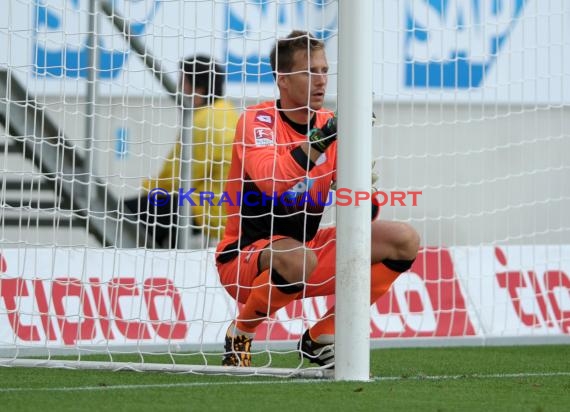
[269, 30, 325, 79]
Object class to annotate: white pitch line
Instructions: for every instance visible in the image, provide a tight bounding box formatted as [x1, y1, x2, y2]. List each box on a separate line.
[1, 371, 569, 393]
[372, 371, 570, 382]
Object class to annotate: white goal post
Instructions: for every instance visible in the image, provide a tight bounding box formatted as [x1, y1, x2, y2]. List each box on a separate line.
[1, 0, 570, 380]
[335, 0, 373, 381]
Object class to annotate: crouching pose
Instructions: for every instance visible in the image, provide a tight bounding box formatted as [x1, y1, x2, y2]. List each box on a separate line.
[215, 30, 420, 367]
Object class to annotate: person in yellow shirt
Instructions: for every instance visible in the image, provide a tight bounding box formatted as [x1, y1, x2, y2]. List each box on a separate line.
[125, 55, 239, 248]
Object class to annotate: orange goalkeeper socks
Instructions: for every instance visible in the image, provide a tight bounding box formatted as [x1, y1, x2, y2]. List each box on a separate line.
[235, 269, 299, 334]
[306, 307, 335, 344]
[370, 262, 401, 302]
[309, 262, 402, 343]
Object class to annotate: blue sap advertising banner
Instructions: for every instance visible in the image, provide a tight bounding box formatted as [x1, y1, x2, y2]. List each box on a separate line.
[403, 0, 527, 89]
[1, 0, 568, 103]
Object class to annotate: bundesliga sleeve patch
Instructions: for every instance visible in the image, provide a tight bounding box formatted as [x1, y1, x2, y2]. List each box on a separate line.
[254, 128, 274, 146]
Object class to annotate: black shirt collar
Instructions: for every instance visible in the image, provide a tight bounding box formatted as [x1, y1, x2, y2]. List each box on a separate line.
[276, 100, 316, 134]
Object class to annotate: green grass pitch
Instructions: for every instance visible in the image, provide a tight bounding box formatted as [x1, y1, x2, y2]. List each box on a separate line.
[1, 345, 569, 411]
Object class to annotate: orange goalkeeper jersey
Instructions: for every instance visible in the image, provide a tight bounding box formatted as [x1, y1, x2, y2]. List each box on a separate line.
[216, 100, 336, 263]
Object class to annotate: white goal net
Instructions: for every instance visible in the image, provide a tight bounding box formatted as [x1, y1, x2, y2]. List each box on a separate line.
[0, 0, 569, 376]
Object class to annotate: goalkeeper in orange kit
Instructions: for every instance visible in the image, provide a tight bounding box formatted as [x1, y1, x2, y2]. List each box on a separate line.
[215, 30, 420, 368]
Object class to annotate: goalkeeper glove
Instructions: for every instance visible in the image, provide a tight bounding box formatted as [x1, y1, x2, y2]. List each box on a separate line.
[308, 114, 337, 153]
[309, 111, 375, 153]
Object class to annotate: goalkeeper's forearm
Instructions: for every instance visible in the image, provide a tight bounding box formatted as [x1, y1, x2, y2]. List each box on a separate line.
[299, 141, 329, 164]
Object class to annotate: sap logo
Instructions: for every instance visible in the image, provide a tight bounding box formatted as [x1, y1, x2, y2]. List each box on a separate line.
[33, 0, 160, 79]
[404, 0, 527, 88]
[223, 0, 337, 84]
[284, 178, 314, 200]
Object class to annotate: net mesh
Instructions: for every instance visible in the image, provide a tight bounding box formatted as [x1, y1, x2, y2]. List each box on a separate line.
[0, 0, 569, 374]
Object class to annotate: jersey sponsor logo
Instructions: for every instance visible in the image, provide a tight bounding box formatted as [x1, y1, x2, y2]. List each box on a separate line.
[404, 0, 527, 88]
[282, 177, 319, 207]
[284, 177, 314, 197]
[254, 127, 274, 146]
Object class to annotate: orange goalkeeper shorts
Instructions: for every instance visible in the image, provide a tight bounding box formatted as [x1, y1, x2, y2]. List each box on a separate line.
[216, 227, 338, 304]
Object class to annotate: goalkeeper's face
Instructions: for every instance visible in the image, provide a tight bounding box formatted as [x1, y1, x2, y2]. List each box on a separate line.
[281, 49, 329, 111]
